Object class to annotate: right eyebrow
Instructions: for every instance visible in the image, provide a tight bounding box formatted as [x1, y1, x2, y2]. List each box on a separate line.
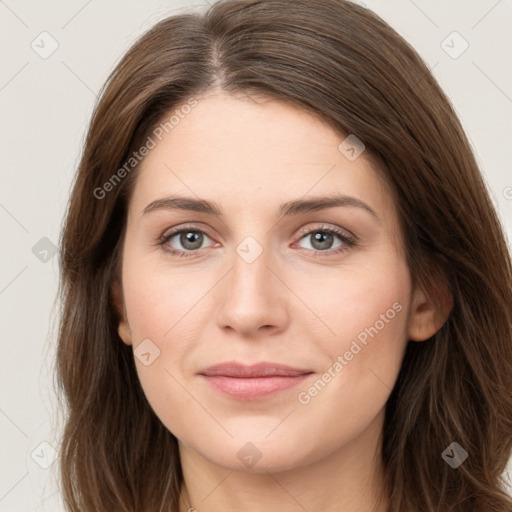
[142, 196, 221, 217]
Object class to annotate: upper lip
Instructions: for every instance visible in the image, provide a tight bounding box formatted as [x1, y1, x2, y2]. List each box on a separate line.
[198, 361, 313, 378]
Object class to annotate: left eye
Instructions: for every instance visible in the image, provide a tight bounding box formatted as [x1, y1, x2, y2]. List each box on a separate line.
[297, 228, 347, 252]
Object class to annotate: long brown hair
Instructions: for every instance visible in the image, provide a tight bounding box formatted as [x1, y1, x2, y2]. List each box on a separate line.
[55, 0, 512, 510]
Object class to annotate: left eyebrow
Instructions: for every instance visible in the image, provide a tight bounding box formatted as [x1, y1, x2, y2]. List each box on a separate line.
[141, 194, 380, 221]
[279, 195, 379, 220]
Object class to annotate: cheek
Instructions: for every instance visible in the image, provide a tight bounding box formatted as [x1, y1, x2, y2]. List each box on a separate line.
[120, 251, 212, 428]
[294, 253, 411, 360]
[121, 250, 206, 342]
[292, 259, 411, 441]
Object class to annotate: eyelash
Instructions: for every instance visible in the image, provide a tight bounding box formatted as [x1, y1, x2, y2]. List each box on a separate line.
[158, 224, 357, 259]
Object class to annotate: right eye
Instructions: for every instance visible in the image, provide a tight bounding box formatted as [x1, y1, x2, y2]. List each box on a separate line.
[160, 226, 216, 258]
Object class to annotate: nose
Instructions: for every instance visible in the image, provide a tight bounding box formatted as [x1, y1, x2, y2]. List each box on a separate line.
[215, 239, 289, 338]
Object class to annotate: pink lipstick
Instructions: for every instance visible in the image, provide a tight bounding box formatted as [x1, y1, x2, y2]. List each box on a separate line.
[198, 362, 314, 400]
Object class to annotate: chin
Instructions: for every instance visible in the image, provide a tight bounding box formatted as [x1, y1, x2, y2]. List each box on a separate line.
[180, 426, 335, 475]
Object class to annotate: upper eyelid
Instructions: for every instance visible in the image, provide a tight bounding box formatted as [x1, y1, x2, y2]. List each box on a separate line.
[161, 223, 214, 242]
[295, 223, 356, 241]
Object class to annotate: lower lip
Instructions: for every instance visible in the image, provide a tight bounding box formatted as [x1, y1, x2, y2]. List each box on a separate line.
[200, 374, 313, 400]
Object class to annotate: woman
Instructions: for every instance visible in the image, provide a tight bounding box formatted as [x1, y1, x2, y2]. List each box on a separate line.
[56, 0, 512, 510]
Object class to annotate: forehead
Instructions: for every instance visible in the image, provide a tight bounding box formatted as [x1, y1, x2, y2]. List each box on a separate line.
[129, 91, 393, 221]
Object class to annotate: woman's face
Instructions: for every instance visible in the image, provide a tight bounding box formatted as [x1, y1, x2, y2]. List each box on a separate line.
[114, 91, 436, 473]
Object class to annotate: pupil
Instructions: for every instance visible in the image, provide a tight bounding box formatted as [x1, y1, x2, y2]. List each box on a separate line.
[182, 231, 202, 249]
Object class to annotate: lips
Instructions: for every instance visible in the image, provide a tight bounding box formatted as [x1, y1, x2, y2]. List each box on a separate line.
[198, 362, 314, 400]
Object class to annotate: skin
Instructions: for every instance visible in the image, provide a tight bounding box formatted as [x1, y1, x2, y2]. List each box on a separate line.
[113, 90, 446, 512]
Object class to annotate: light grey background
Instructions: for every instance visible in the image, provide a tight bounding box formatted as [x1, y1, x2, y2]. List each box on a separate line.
[1, 0, 511, 510]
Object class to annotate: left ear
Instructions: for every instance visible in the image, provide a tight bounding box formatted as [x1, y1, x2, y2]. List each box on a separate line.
[408, 281, 452, 341]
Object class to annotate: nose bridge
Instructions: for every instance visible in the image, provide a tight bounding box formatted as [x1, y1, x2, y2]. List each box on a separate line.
[226, 211, 276, 289]
[230, 233, 275, 302]
[215, 231, 287, 335]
